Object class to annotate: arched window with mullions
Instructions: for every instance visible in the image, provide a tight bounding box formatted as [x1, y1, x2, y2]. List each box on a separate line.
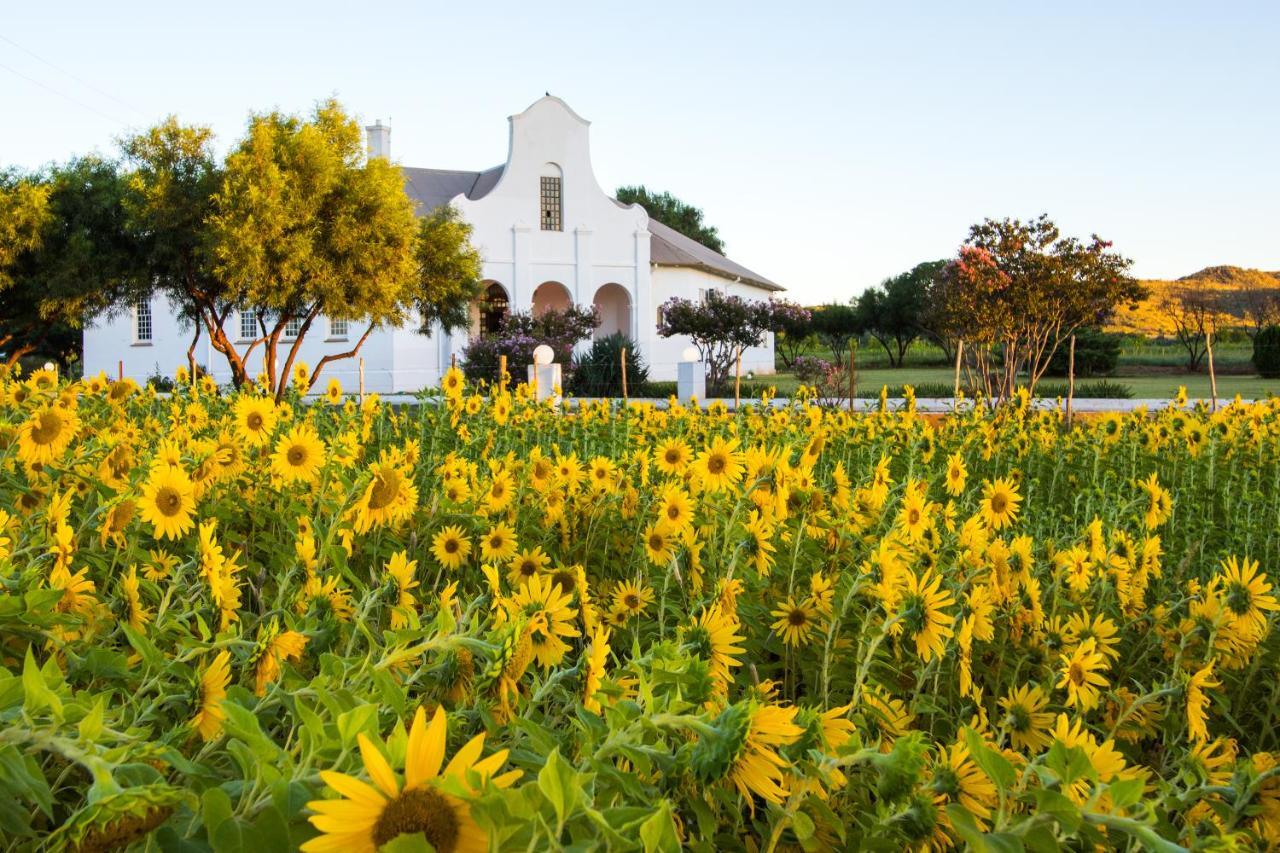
[540, 163, 562, 231]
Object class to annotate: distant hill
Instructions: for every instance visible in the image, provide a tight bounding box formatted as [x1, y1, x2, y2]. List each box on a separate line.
[1108, 265, 1280, 337]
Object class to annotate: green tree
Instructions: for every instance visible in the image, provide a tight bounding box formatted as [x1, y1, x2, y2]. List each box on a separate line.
[657, 291, 771, 392]
[616, 185, 725, 255]
[809, 302, 864, 369]
[120, 118, 229, 379]
[857, 260, 946, 367]
[209, 99, 478, 398]
[930, 214, 1141, 400]
[0, 159, 140, 366]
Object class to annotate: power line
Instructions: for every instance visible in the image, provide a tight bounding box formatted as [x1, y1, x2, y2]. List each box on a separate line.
[0, 59, 129, 126]
[0, 32, 147, 117]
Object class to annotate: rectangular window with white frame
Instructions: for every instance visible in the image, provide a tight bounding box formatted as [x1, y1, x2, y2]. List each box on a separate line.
[328, 317, 349, 340]
[239, 308, 259, 341]
[133, 299, 153, 344]
[284, 316, 304, 339]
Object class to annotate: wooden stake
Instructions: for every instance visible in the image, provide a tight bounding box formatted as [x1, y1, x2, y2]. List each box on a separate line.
[953, 340, 964, 401]
[450, 352, 457, 370]
[358, 357, 365, 404]
[1206, 328, 1218, 412]
[1066, 334, 1076, 429]
[620, 347, 628, 401]
[734, 348, 742, 409]
[848, 345, 856, 411]
[118, 360, 123, 381]
[498, 354, 507, 392]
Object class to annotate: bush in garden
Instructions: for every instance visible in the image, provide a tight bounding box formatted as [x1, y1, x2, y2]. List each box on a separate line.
[462, 305, 598, 384]
[570, 332, 648, 397]
[1045, 327, 1124, 377]
[1253, 325, 1280, 378]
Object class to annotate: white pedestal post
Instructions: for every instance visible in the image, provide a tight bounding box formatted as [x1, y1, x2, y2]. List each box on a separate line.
[677, 358, 705, 405]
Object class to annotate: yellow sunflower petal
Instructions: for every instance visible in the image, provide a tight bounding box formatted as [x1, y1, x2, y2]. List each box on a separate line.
[357, 734, 400, 799]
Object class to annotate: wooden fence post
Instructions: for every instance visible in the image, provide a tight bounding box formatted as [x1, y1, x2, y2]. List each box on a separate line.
[620, 347, 628, 401]
[953, 340, 964, 402]
[358, 357, 365, 404]
[118, 360, 123, 381]
[498, 354, 507, 393]
[450, 353, 457, 370]
[1066, 334, 1076, 429]
[847, 345, 856, 412]
[1206, 328, 1218, 413]
[734, 348, 742, 409]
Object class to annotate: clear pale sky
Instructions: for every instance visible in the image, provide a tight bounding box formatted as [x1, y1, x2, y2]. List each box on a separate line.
[2, 1, 1277, 303]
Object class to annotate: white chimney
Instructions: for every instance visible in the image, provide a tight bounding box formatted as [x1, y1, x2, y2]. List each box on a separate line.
[366, 119, 390, 160]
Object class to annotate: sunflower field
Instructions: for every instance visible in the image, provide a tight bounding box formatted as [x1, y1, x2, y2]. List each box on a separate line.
[3, 365, 1280, 852]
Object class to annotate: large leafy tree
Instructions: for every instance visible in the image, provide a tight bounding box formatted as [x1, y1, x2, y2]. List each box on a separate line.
[208, 99, 480, 398]
[930, 215, 1141, 400]
[856, 260, 946, 366]
[0, 159, 140, 366]
[120, 118, 229, 379]
[657, 290, 771, 392]
[616, 185, 725, 255]
[766, 299, 813, 370]
[808, 302, 864, 368]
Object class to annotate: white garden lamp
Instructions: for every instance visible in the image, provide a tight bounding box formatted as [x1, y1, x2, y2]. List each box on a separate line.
[528, 344, 561, 404]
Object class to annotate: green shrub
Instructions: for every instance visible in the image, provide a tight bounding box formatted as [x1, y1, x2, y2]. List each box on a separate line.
[570, 333, 649, 397]
[1045, 328, 1123, 377]
[1253, 326, 1280, 378]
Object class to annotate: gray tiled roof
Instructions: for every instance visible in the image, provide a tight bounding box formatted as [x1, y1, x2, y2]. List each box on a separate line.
[401, 167, 781, 292]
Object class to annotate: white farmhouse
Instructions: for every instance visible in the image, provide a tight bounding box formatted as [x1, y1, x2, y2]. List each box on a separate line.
[83, 96, 783, 391]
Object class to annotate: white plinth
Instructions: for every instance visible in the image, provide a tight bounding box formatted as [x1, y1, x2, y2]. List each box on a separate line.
[677, 361, 705, 404]
[527, 363, 562, 404]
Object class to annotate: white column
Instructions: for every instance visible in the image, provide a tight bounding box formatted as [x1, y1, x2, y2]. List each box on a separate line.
[512, 223, 532, 311]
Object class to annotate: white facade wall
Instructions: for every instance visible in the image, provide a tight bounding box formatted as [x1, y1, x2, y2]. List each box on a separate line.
[82, 97, 779, 393]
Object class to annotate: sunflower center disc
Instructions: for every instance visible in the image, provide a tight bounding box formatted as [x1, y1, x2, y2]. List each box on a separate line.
[372, 787, 460, 852]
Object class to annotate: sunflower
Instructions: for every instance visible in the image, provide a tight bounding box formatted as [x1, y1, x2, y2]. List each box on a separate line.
[642, 521, 675, 566]
[302, 706, 521, 853]
[1186, 661, 1219, 742]
[191, 650, 232, 741]
[483, 469, 515, 512]
[979, 477, 1022, 530]
[479, 522, 518, 563]
[17, 405, 79, 465]
[998, 684, 1054, 752]
[654, 437, 692, 475]
[1057, 637, 1109, 712]
[119, 565, 152, 633]
[383, 551, 420, 630]
[352, 460, 418, 533]
[685, 602, 745, 695]
[440, 365, 466, 399]
[232, 395, 278, 446]
[894, 568, 955, 662]
[431, 525, 472, 570]
[271, 423, 326, 484]
[611, 580, 654, 619]
[691, 701, 804, 811]
[1139, 472, 1173, 529]
[770, 596, 818, 648]
[582, 625, 611, 714]
[506, 546, 551, 587]
[1218, 555, 1279, 639]
[929, 740, 998, 834]
[695, 435, 745, 493]
[587, 456, 617, 493]
[500, 572, 580, 668]
[896, 489, 931, 541]
[656, 485, 694, 532]
[253, 622, 308, 696]
[944, 452, 967, 496]
[139, 465, 197, 540]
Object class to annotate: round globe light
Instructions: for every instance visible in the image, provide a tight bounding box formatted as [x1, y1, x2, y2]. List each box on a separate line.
[532, 344, 555, 366]
[680, 346, 700, 363]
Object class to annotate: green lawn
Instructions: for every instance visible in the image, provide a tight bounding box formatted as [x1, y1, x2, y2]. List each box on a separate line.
[747, 367, 1280, 400]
